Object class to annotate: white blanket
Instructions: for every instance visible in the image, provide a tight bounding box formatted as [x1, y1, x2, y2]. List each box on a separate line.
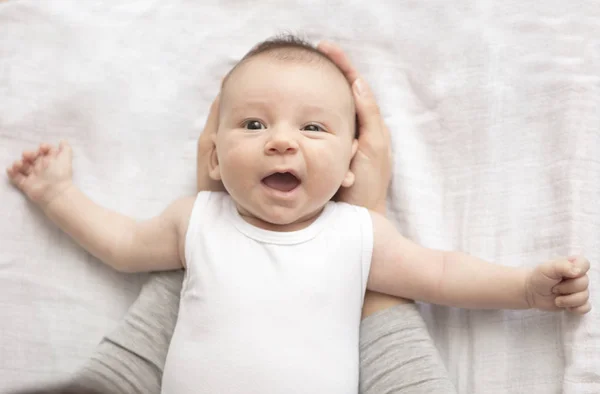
[1, 1, 598, 393]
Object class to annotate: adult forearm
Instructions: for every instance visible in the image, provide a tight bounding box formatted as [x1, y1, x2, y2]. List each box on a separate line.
[62, 271, 182, 394]
[84, 271, 183, 393]
[74, 338, 162, 394]
[359, 303, 456, 394]
[8, 382, 108, 394]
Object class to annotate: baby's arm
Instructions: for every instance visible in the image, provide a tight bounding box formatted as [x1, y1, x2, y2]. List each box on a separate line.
[42, 186, 193, 272]
[6, 142, 193, 273]
[368, 211, 591, 313]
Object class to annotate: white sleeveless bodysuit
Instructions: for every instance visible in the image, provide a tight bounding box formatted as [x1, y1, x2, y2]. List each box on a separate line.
[161, 191, 373, 394]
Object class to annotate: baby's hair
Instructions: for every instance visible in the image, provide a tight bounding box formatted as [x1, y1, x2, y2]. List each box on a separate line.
[222, 34, 338, 86]
[241, 34, 331, 64]
[223, 33, 359, 138]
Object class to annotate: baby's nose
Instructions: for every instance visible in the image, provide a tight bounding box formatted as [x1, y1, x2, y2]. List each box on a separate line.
[264, 130, 299, 155]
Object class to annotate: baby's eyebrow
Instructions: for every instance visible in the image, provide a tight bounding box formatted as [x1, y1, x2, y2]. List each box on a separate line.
[299, 105, 346, 123]
[227, 101, 271, 113]
[227, 101, 347, 122]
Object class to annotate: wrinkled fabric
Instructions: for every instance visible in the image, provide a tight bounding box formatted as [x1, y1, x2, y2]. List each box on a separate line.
[1, 1, 598, 393]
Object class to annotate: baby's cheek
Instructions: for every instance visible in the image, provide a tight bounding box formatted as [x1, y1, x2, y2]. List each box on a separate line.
[317, 161, 348, 191]
[220, 146, 247, 169]
[220, 155, 254, 191]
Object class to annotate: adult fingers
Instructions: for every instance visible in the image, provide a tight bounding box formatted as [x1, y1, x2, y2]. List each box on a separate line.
[197, 96, 220, 158]
[317, 40, 360, 84]
[197, 95, 223, 193]
[203, 95, 220, 137]
[318, 41, 390, 144]
[353, 78, 388, 143]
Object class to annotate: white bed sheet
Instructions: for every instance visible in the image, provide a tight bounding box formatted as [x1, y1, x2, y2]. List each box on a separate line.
[1, 1, 598, 393]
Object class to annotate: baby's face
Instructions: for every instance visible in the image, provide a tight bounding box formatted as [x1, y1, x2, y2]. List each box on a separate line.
[212, 54, 358, 230]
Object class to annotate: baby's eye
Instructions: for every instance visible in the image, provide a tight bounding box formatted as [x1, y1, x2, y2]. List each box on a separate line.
[302, 124, 325, 132]
[243, 120, 266, 130]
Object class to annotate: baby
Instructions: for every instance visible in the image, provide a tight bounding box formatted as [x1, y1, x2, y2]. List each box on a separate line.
[6, 36, 591, 394]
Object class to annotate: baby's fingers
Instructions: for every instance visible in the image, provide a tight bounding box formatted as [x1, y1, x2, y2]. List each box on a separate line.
[10, 160, 25, 175]
[568, 302, 592, 315]
[6, 165, 26, 188]
[553, 275, 589, 295]
[541, 259, 581, 280]
[568, 256, 591, 277]
[19, 157, 34, 176]
[6, 165, 15, 180]
[556, 290, 590, 309]
[38, 143, 51, 155]
[22, 150, 38, 163]
[57, 140, 72, 160]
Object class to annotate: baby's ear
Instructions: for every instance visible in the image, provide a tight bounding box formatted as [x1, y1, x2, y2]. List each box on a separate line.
[208, 134, 221, 181]
[341, 139, 359, 188]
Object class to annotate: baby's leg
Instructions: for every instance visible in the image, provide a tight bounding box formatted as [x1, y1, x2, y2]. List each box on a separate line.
[359, 292, 456, 394]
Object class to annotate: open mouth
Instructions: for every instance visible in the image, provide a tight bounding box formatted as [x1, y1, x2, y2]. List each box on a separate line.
[261, 171, 301, 192]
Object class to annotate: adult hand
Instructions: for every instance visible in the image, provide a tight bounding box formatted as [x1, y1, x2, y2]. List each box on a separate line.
[318, 41, 411, 314]
[196, 96, 226, 193]
[318, 41, 392, 214]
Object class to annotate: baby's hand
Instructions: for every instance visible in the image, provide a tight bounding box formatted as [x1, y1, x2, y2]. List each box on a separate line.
[526, 256, 591, 314]
[6, 141, 74, 208]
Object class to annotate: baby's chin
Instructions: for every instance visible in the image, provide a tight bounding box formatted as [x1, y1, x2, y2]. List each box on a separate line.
[241, 204, 324, 232]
